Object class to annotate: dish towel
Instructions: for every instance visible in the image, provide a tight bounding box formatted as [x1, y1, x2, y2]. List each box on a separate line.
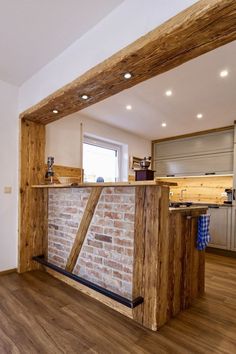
[197, 214, 211, 250]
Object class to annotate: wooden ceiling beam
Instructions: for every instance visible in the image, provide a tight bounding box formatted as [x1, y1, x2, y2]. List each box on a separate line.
[20, 0, 236, 125]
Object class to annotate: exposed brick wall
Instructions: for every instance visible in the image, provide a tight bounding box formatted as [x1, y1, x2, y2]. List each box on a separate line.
[48, 187, 135, 299]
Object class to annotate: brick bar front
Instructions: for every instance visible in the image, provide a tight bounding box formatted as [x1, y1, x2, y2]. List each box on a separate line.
[48, 187, 135, 299]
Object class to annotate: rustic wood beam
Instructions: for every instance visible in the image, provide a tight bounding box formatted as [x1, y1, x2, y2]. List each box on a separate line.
[132, 185, 169, 330]
[65, 187, 103, 272]
[20, 0, 236, 125]
[19, 119, 47, 272]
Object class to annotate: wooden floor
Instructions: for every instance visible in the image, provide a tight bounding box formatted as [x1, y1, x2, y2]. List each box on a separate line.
[0, 254, 236, 354]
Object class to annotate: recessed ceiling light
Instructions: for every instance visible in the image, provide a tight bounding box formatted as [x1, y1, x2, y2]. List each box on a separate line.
[123, 72, 132, 79]
[220, 69, 228, 78]
[165, 90, 172, 96]
[52, 109, 58, 114]
[126, 104, 132, 110]
[161, 122, 167, 127]
[81, 94, 89, 100]
[197, 113, 203, 119]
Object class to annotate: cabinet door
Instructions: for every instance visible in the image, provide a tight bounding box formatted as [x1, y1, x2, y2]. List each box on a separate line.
[208, 207, 231, 249]
[154, 152, 233, 177]
[153, 129, 234, 177]
[230, 207, 236, 251]
[153, 130, 234, 160]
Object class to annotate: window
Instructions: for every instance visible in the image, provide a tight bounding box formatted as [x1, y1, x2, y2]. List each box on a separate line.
[83, 136, 121, 182]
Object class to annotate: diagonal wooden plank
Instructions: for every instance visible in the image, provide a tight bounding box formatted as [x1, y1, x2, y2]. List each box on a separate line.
[65, 187, 102, 272]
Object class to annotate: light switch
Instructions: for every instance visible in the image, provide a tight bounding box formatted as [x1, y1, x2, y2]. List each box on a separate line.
[4, 186, 12, 194]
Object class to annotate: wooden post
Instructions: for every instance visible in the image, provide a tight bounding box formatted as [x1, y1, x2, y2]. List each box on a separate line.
[132, 185, 169, 330]
[18, 119, 47, 273]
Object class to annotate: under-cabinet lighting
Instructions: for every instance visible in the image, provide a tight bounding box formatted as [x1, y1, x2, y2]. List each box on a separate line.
[196, 113, 203, 119]
[123, 72, 132, 79]
[52, 109, 58, 114]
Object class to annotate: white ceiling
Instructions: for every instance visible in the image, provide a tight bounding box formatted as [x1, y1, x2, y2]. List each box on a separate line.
[82, 41, 236, 140]
[0, 0, 123, 85]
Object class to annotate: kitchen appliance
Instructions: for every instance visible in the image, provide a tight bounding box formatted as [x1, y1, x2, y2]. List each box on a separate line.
[224, 188, 234, 204]
[140, 156, 151, 170]
[135, 156, 155, 181]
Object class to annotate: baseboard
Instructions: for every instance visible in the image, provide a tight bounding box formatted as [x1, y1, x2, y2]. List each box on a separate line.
[206, 247, 236, 258]
[0, 268, 17, 275]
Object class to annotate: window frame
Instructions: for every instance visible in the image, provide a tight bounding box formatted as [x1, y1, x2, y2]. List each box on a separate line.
[83, 135, 122, 182]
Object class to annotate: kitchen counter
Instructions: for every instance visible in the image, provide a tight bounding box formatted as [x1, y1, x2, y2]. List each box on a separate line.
[170, 202, 232, 208]
[193, 203, 232, 207]
[31, 180, 177, 188]
[31, 183, 206, 331]
[169, 206, 208, 212]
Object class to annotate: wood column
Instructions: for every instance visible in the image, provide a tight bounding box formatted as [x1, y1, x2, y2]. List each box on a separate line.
[168, 210, 205, 317]
[132, 185, 169, 331]
[132, 187, 205, 331]
[19, 119, 47, 273]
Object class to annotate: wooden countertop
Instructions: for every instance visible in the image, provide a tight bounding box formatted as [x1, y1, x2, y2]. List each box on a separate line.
[31, 180, 177, 188]
[169, 206, 208, 213]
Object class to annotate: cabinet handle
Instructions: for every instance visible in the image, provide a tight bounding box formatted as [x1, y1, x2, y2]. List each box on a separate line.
[205, 172, 216, 175]
[208, 206, 219, 209]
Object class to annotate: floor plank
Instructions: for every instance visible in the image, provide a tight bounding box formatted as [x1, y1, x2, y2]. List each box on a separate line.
[0, 254, 235, 353]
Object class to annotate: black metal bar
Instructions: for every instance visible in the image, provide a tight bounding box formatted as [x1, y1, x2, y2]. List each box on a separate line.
[33, 255, 143, 309]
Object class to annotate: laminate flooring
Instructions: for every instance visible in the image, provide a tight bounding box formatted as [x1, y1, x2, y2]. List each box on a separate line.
[0, 254, 235, 354]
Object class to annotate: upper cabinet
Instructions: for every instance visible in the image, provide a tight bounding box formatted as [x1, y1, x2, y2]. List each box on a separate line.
[153, 129, 234, 177]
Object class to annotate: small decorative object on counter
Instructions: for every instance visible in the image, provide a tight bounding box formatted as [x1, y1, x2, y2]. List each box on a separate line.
[197, 214, 211, 250]
[45, 156, 55, 184]
[135, 156, 155, 181]
[140, 156, 151, 170]
[96, 176, 104, 182]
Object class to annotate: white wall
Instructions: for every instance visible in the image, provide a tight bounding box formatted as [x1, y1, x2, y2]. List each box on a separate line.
[0, 0, 198, 271]
[0, 80, 19, 271]
[19, 0, 197, 112]
[46, 112, 151, 180]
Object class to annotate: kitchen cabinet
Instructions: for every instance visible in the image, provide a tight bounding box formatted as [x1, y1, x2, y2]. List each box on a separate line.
[154, 152, 233, 177]
[230, 207, 236, 251]
[231, 123, 236, 251]
[208, 206, 232, 249]
[153, 129, 234, 177]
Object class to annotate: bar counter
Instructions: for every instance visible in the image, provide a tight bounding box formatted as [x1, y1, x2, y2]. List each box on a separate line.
[31, 181, 207, 331]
